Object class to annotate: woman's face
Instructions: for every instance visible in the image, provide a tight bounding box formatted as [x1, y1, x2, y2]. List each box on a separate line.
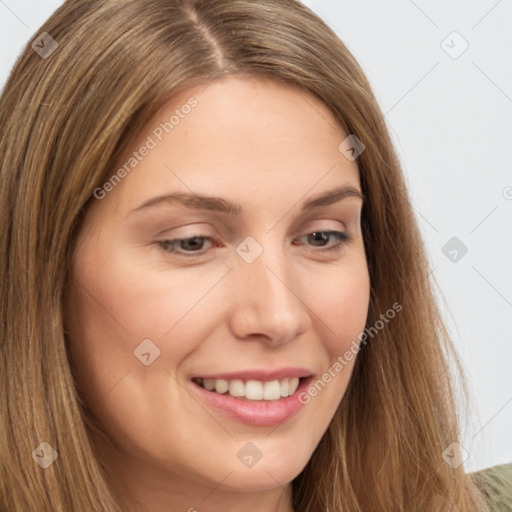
[65, 76, 370, 510]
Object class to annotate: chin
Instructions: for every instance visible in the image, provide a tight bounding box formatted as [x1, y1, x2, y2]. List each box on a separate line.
[215, 470, 296, 492]
[209, 455, 308, 492]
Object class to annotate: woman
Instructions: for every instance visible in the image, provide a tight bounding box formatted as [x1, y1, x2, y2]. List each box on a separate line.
[0, 1, 510, 511]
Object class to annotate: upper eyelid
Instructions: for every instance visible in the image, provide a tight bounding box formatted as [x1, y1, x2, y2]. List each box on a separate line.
[148, 204, 360, 236]
[159, 229, 351, 252]
[160, 226, 348, 243]
[156, 216, 350, 237]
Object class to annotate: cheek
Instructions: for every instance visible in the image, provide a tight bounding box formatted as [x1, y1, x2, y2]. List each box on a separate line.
[67, 241, 209, 340]
[297, 265, 369, 418]
[310, 258, 370, 353]
[64, 242, 226, 392]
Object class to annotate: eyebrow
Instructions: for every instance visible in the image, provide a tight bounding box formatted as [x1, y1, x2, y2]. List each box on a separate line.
[131, 185, 364, 216]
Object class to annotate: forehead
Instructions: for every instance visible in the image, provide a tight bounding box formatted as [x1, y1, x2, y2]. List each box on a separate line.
[94, 76, 361, 217]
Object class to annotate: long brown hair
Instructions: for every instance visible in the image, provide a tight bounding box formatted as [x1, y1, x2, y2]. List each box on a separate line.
[0, 0, 492, 510]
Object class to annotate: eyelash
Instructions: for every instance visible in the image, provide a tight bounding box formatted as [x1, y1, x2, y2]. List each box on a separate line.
[156, 230, 352, 258]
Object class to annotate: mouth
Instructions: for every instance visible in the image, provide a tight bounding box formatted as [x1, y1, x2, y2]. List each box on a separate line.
[191, 376, 311, 402]
[190, 375, 314, 427]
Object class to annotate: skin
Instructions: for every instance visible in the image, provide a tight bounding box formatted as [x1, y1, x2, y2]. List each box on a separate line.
[64, 76, 371, 512]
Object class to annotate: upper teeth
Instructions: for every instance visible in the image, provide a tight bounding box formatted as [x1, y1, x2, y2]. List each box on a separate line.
[199, 377, 300, 401]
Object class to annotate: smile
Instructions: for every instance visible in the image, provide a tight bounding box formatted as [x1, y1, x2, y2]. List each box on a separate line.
[192, 376, 302, 401]
[190, 375, 314, 427]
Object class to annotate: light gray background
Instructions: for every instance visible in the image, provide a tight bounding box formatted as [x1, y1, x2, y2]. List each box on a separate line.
[1, 0, 511, 473]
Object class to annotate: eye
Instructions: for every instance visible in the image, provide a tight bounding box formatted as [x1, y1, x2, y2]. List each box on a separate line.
[157, 235, 214, 257]
[294, 230, 352, 252]
[156, 229, 352, 258]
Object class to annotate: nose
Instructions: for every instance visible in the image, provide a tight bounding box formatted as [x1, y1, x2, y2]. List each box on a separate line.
[228, 241, 312, 347]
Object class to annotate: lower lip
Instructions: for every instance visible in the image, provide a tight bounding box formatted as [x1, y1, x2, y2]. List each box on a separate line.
[190, 377, 313, 427]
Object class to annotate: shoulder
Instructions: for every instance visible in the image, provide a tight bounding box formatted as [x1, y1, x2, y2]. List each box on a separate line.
[469, 462, 512, 511]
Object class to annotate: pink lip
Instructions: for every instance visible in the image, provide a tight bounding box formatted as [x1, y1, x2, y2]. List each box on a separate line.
[190, 375, 314, 427]
[190, 367, 313, 382]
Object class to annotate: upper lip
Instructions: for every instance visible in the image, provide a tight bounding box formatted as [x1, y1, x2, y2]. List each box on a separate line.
[191, 367, 314, 382]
